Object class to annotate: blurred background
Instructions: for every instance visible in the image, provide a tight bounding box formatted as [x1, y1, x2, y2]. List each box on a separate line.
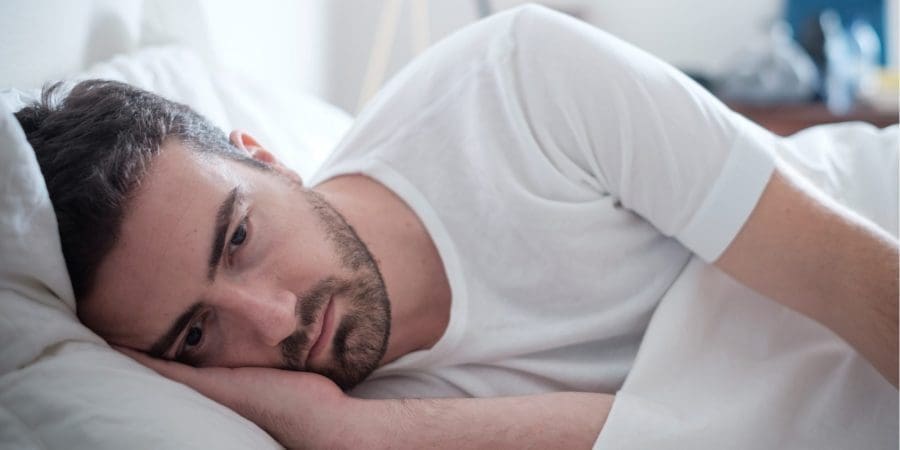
[4, 0, 898, 135]
[214, 0, 898, 134]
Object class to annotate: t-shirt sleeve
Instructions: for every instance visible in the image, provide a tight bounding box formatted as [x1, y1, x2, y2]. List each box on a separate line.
[504, 5, 778, 262]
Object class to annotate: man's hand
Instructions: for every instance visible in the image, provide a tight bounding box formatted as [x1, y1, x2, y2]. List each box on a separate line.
[119, 348, 614, 449]
[118, 348, 363, 449]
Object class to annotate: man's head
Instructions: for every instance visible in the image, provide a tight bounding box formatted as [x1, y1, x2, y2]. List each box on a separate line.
[16, 80, 390, 389]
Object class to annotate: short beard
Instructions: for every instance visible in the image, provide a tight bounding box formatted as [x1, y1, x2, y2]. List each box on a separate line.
[279, 188, 391, 390]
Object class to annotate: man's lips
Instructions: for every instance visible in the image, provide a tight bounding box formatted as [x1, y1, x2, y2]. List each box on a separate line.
[306, 294, 336, 366]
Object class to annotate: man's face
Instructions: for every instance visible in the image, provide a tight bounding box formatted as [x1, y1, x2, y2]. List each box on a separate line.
[78, 139, 390, 389]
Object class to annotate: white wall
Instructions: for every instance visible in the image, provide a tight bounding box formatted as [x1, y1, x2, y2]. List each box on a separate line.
[582, 0, 783, 76]
[198, 0, 321, 90]
[316, 1, 482, 113]
[191, 0, 898, 114]
[315, 0, 785, 113]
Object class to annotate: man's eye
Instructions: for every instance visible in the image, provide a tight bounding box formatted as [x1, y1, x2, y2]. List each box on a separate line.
[230, 220, 247, 247]
[184, 325, 203, 348]
[177, 313, 211, 364]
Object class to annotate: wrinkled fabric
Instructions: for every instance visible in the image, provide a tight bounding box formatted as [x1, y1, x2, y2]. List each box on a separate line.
[0, 45, 351, 449]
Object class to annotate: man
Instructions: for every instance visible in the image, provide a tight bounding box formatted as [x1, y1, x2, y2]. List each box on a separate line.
[15, 5, 897, 448]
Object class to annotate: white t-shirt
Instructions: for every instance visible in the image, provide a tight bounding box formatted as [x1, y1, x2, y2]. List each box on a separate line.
[309, 5, 777, 399]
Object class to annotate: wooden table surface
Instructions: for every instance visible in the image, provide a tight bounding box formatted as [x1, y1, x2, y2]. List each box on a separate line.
[727, 102, 899, 136]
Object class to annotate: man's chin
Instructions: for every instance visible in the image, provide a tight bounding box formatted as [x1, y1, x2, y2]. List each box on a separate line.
[308, 361, 371, 391]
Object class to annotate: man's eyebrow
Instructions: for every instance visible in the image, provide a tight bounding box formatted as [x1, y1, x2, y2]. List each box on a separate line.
[148, 302, 204, 358]
[145, 188, 239, 359]
[208, 187, 240, 281]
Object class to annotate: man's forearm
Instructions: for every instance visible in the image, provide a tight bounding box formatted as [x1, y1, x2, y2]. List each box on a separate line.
[350, 392, 614, 449]
[122, 348, 614, 449]
[718, 168, 899, 386]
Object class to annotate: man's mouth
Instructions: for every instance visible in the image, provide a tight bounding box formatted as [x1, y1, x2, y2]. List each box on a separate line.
[306, 294, 336, 367]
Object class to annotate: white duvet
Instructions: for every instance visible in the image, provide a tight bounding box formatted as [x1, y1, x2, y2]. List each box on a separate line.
[597, 123, 899, 449]
[1, 45, 897, 449]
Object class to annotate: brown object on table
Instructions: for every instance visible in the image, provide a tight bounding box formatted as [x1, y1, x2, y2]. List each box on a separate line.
[727, 102, 899, 136]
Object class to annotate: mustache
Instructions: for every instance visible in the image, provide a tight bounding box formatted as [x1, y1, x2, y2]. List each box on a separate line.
[280, 277, 340, 370]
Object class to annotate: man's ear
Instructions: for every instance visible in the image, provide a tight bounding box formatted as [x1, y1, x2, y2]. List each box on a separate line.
[228, 130, 303, 185]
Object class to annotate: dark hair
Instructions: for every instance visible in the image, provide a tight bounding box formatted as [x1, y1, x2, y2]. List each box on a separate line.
[14, 79, 263, 301]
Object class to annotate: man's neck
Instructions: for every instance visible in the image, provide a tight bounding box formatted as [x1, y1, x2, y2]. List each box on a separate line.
[314, 175, 451, 366]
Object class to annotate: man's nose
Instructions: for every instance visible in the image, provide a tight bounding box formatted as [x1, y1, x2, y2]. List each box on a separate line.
[215, 283, 297, 347]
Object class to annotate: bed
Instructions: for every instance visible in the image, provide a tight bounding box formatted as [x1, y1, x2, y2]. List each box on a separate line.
[1, 1, 897, 449]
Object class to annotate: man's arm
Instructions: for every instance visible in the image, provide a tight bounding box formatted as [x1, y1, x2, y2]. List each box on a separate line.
[716, 166, 899, 387]
[121, 348, 613, 449]
[358, 393, 613, 449]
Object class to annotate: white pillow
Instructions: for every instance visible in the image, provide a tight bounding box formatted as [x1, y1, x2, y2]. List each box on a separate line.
[0, 101, 90, 377]
[0, 47, 352, 449]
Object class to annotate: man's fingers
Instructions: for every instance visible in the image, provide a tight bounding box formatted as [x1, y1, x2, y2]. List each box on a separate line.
[115, 346, 197, 383]
[115, 346, 171, 372]
[113, 345, 238, 405]
[111, 345, 352, 448]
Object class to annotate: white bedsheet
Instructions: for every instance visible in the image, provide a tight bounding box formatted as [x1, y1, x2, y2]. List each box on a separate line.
[596, 123, 899, 449]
